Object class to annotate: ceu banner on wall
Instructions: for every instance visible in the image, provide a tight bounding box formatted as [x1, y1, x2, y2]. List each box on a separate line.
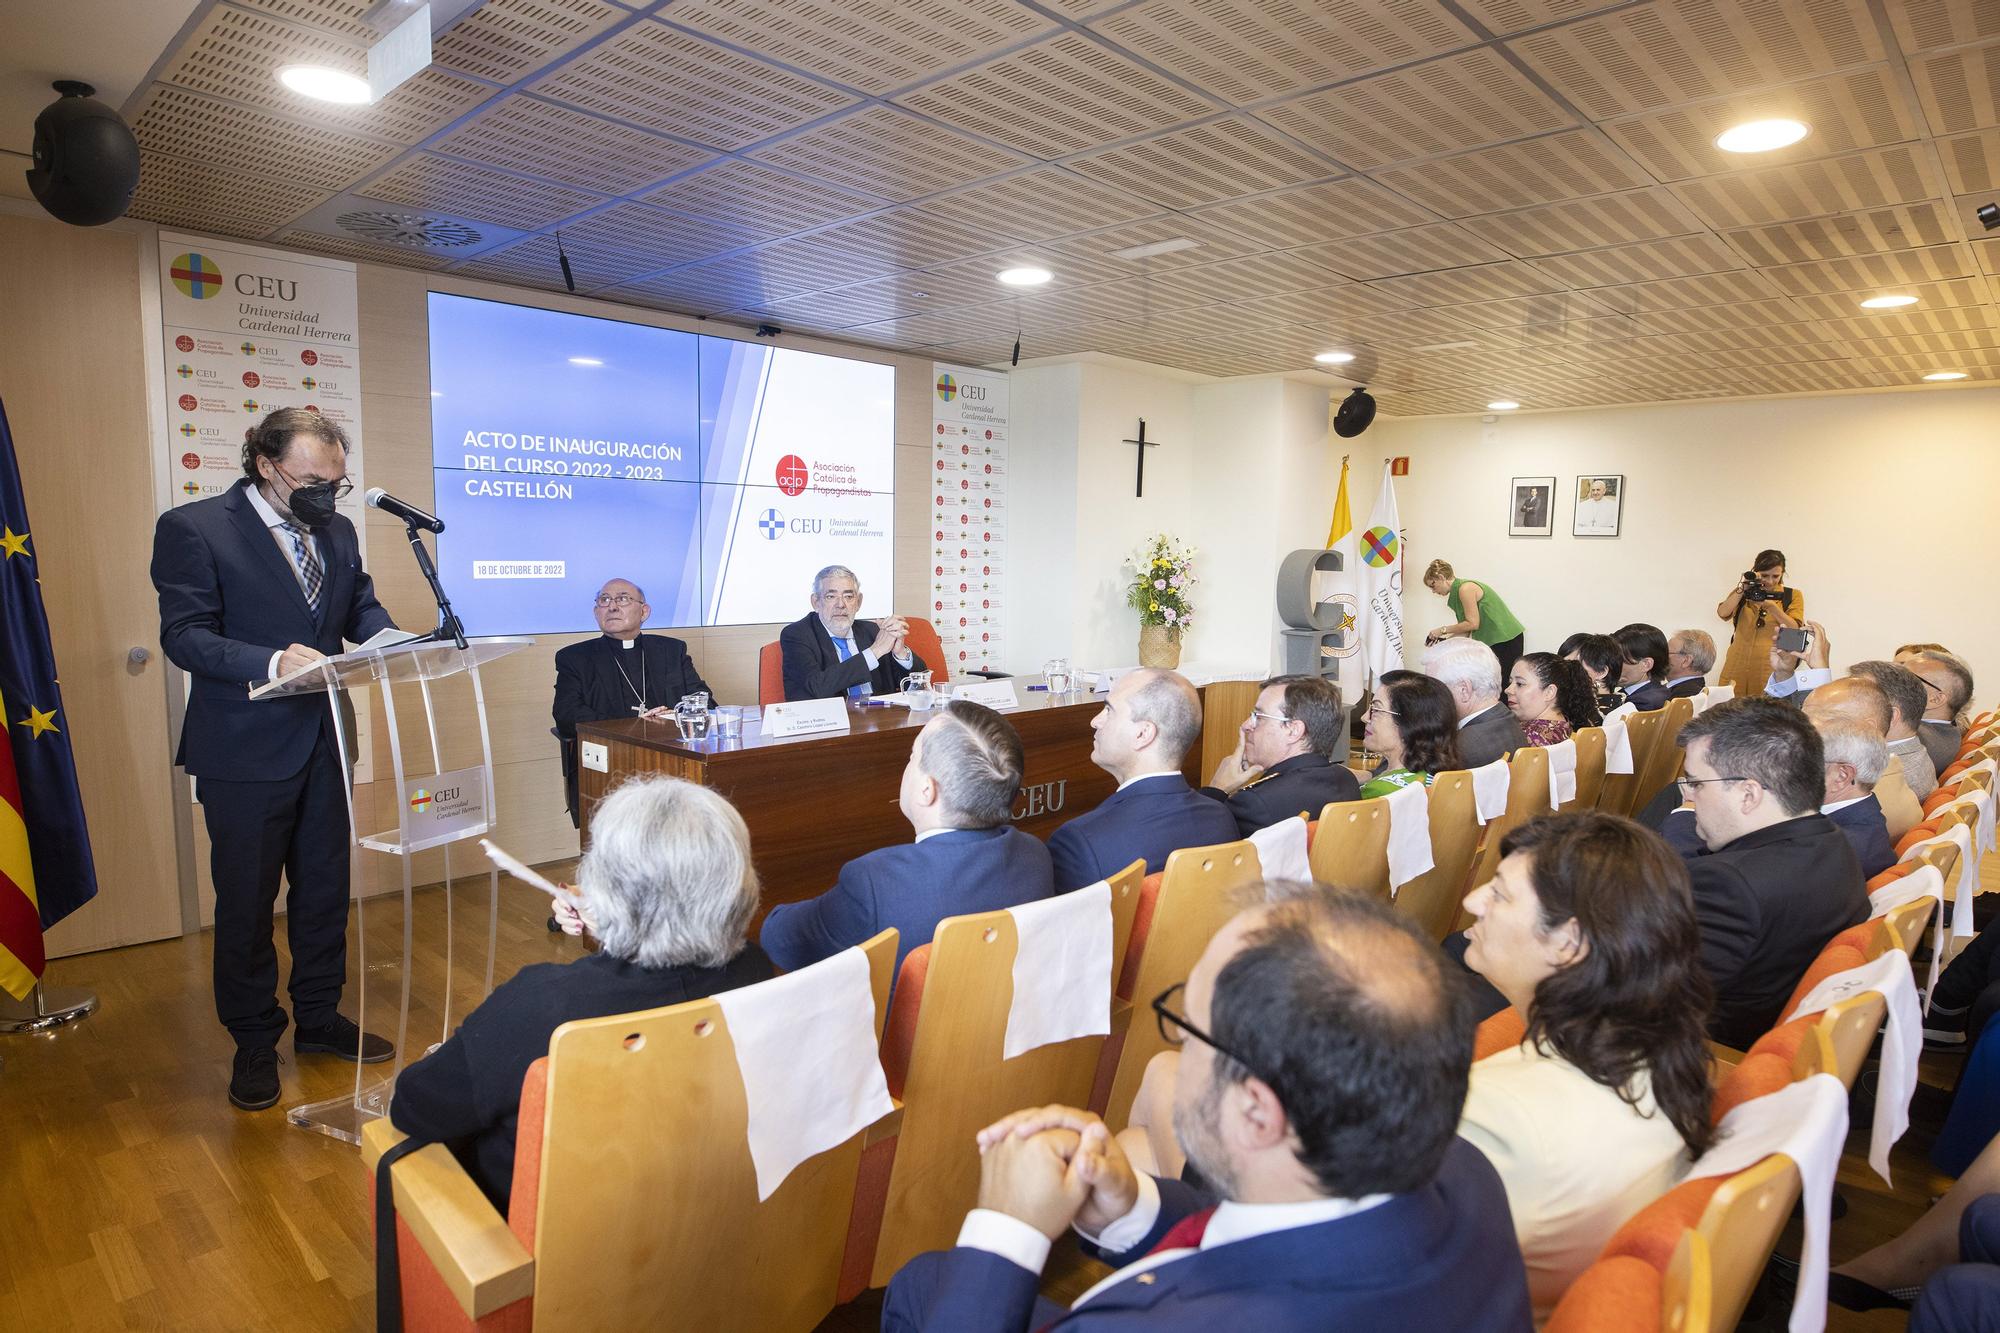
[930, 364, 1008, 675]
[428, 293, 894, 633]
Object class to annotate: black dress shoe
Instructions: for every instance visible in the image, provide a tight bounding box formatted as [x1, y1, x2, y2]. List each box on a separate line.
[229, 1045, 282, 1111]
[294, 1014, 394, 1064]
[1767, 1252, 1916, 1312]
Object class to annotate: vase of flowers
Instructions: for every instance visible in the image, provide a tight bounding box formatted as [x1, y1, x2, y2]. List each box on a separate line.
[1124, 533, 1196, 669]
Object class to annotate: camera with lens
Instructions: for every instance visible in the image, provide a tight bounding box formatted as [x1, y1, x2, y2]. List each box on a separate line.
[1740, 571, 1783, 602]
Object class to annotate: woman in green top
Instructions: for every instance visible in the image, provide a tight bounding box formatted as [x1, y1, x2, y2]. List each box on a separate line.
[1423, 559, 1527, 678]
[1360, 670, 1463, 799]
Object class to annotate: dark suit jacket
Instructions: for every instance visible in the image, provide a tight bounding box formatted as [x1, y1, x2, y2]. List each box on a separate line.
[390, 946, 774, 1210]
[1825, 794, 1895, 879]
[881, 1139, 1533, 1332]
[1666, 676, 1707, 699]
[1199, 752, 1359, 838]
[552, 633, 712, 820]
[760, 825, 1052, 976]
[152, 480, 395, 782]
[779, 612, 927, 701]
[1922, 721, 1965, 778]
[1457, 705, 1527, 769]
[1689, 814, 1868, 1048]
[1624, 680, 1670, 712]
[1049, 774, 1242, 892]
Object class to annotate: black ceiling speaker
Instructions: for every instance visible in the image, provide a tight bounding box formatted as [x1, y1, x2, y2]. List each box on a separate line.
[27, 81, 141, 227]
[1333, 386, 1376, 438]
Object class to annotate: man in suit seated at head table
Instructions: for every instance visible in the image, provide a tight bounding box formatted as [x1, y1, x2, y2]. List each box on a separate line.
[779, 562, 925, 701]
[1198, 674, 1358, 838]
[882, 891, 1533, 1332]
[1422, 638, 1527, 769]
[1049, 669, 1240, 891]
[760, 699, 1052, 977]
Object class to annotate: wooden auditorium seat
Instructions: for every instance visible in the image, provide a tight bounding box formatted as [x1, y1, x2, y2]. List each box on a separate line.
[1564, 727, 1608, 813]
[1629, 696, 1695, 817]
[1597, 710, 1665, 818]
[1391, 769, 1482, 942]
[1305, 794, 1392, 896]
[1466, 746, 1553, 901]
[363, 929, 898, 1333]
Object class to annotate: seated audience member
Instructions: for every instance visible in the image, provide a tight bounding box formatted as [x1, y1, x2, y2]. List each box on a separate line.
[1563, 633, 1628, 717]
[882, 892, 1533, 1332]
[1764, 617, 1833, 701]
[1675, 699, 1867, 1048]
[1423, 637, 1526, 768]
[1505, 652, 1601, 747]
[1199, 674, 1358, 836]
[1664, 630, 1716, 698]
[552, 578, 714, 824]
[1804, 672, 1924, 841]
[1850, 659, 1940, 801]
[390, 776, 772, 1209]
[779, 563, 924, 701]
[1907, 650, 1975, 776]
[1049, 669, 1238, 891]
[1361, 671, 1462, 797]
[1813, 720, 1896, 878]
[761, 700, 1051, 974]
[1612, 623, 1672, 712]
[1459, 813, 1715, 1315]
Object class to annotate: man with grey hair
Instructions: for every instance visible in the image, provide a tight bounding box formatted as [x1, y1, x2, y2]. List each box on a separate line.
[1814, 719, 1895, 877]
[1849, 659, 1939, 803]
[779, 563, 926, 701]
[1665, 630, 1716, 699]
[390, 775, 772, 1209]
[1907, 650, 1975, 776]
[1047, 669, 1239, 891]
[1422, 637, 1525, 768]
[762, 700, 1052, 977]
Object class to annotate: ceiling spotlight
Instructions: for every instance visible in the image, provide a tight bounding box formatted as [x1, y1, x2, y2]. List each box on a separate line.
[1860, 294, 1919, 309]
[1923, 371, 1969, 381]
[1487, 400, 1520, 411]
[996, 266, 1052, 287]
[568, 356, 604, 366]
[278, 65, 372, 105]
[1314, 351, 1356, 365]
[1715, 118, 1809, 154]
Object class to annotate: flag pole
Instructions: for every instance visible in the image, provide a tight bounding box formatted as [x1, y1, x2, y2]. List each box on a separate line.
[0, 979, 97, 1033]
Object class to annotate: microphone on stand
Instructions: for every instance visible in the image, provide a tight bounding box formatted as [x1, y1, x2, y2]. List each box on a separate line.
[365, 487, 444, 533]
[366, 489, 466, 649]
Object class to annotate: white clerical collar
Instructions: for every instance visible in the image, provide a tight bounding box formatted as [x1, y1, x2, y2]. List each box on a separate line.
[1821, 795, 1869, 815]
[244, 481, 288, 529]
[1117, 771, 1180, 791]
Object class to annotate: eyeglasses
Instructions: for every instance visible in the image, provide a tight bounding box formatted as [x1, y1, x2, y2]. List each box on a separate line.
[275, 462, 354, 500]
[1677, 774, 1749, 794]
[1366, 702, 1399, 719]
[1151, 982, 1284, 1096]
[594, 594, 641, 608]
[1247, 709, 1291, 727]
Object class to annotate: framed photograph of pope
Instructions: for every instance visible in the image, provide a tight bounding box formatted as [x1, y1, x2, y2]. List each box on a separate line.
[1573, 475, 1624, 538]
[1509, 476, 1555, 537]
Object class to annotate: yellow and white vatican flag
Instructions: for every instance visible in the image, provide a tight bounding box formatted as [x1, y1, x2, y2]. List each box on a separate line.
[1319, 457, 1368, 703]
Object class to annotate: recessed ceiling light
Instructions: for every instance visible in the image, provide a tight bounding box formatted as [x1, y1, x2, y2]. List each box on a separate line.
[278, 65, 372, 105]
[996, 266, 1052, 287]
[1108, 237, 1201, 260]
[568, 356, 604, 366]
[1923, 370, 1969, 381]
[1860, 294, 1920, 309]
[1314, 351, 1355, 365]
[1715, 118, 1809, 154]
[1487, 400, 1520, 411]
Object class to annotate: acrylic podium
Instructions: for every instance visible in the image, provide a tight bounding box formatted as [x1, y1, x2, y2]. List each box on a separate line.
[250, 635, 532, 1143]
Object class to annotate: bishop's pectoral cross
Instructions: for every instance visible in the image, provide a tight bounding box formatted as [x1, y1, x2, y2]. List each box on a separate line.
[1124, 418, 1162, 497]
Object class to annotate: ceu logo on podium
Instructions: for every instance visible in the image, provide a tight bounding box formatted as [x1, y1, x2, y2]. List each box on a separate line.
[169, 252, 223, 300]
[934, 373, 956, 402]
[409, 789, 432, 813]
[758, 509, 784, 540]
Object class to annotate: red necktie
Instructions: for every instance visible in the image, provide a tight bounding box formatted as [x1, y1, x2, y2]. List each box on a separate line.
[1145, 1205, 1216, 1257]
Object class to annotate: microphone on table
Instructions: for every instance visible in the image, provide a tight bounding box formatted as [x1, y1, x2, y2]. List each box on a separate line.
[365, 488, 444, 533]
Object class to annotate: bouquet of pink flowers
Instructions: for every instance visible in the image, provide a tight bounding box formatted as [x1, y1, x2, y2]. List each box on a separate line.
[1123, 533, 1197, 635]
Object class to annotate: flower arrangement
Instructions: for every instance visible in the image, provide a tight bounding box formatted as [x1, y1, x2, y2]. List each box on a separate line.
[1123, 533, 1197, 637]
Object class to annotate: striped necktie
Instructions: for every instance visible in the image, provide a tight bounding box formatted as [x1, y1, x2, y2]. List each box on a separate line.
[283, 521, 323, 615]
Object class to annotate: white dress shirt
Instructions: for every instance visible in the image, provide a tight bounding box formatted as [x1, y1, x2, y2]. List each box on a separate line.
[1765, 666, 1833, 699]
[245, 482, 320, 682]
[1116, 771, 1183, 792]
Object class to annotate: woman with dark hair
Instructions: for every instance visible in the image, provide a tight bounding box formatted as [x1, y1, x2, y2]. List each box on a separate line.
[1718, 548, 1803, 696]
[1360, 670, 1463, 797]
[1459, 811, 1716, 1315]
[1563, 633, 1628, 716]
[1506, 653, 1601, 747]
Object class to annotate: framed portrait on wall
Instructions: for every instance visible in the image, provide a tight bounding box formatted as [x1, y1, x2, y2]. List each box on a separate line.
[1573, 475, 1624, 537]
[1509, 476, 1555, 537]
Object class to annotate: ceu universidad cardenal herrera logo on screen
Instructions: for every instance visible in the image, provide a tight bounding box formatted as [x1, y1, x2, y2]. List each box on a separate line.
[759, 509, 784, 540]
[170, 252, 223, 300]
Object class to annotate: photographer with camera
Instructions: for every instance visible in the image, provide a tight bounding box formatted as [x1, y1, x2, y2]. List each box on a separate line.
[1716, 548, 1803, 696]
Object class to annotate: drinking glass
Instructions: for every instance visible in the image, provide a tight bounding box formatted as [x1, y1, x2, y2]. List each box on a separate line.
[713, 705, 744, 741]
[902, 670, 935, 710]
[1043, 658, 1072, 695]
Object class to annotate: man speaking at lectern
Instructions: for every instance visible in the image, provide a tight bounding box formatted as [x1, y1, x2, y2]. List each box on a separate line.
[152, 407, 398, 1112]
[780, 563, 926, 701]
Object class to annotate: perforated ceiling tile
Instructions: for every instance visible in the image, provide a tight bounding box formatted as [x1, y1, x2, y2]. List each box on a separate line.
[1525, 233, 1745, 287]
[453, 232, 667, 292]
[1432, 292, 1629, 332]
[1183, 178, 1439, 248]
[273, 229, 455, 269]
[359, 153, 606, 231]
[748, 105, 1030, 201]
[1889, 0, 2000, 55]
[1908, 41, 2000, 136]
[1255, 47, 1573, 171]
[1787, 276, 1995, 319]
[1289, 222, 1514, 280]
[1231, 282, 1421, 327]
[434, 96, 714, 196]
[786, 207, 1012, 272]
[1939, 128, 2000, 193]
[133, 85, 398, 194]
[1978, 237, 2000, 278]
[1830, 329, 2000, 359]
[228, 0, 378, 43]
[1365, 260, 1568, 307]
[432, 0, 629, 83]
[1509, 0, 1886, 121]
[640, 159, 887, 235]
[1137, 250, 1354, 305]
[604, 253, 809, 312]
[1584, 269, 1791, 314]
[893, 32, 1217, 158]
[1088, 0, 1477, 105]
[1626, 297, 1817, 334]
[557, 201, 759, 273]
[1043, 214, 1262, 272]
[919, 244, 1133, 293]
[1759, 243, 1981, 296]
[914, 167, 1162, 243]
[1448, 0, 1632, 35]
[1606, 66, 1922, 182]
[1372, 129, 1655, 216]
[127, 151, 324, 240]
[1670, 145, 1945, 228]
[660, 0, 1054, 96]
[1720, 203, 1958, 264]
[532, 19, 855, 149]
[1815, 306, 2000, 339]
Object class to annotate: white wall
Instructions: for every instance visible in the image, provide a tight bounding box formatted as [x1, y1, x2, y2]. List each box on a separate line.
[1372, 386, 2000, 696]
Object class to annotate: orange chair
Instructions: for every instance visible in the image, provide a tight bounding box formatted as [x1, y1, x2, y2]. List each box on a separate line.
[901, 616, 949, 684]
[758, 641, 784, 706]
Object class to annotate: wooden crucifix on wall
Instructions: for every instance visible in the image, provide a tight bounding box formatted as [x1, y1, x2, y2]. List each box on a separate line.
[1124, 418, 1162, 497]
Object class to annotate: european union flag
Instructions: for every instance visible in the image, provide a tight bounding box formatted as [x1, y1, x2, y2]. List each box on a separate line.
[0, 398, 96, 998]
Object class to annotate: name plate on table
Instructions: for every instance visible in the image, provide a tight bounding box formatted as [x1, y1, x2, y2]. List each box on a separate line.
[952, 679, 1021, 710]
[762, 698, 853, 739]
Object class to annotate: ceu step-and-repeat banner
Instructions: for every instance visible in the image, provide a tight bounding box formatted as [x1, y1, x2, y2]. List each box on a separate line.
[428, 293, 895, 633]
[930, 363, 1007, 675]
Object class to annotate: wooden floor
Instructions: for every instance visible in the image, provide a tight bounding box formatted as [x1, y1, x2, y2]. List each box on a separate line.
[0, 866, 1975, 1331]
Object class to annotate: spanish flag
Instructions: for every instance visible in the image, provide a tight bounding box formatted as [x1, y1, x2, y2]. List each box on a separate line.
[0, 399, 96, 999]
